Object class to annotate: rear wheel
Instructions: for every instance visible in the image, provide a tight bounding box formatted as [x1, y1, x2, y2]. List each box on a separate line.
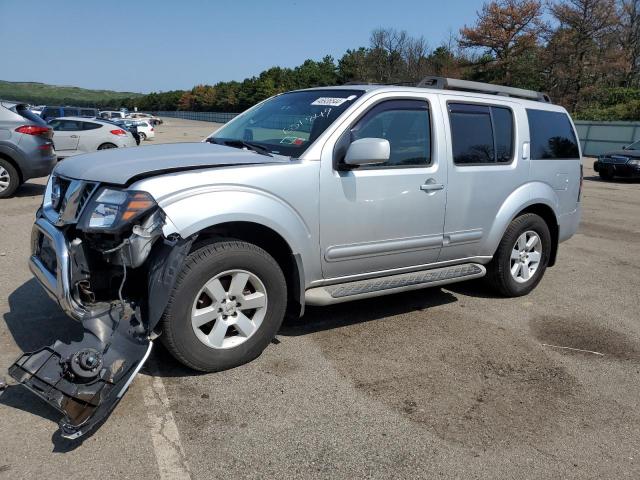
[486, 213, 551, 297]
[0, 159, 20, 198]
[161, 240, 287, 372]
[98, 142, 117, 150]
[139, 132, 147, 141]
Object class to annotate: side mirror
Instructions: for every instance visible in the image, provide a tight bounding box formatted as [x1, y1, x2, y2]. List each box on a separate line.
[344, 138, 390, 166]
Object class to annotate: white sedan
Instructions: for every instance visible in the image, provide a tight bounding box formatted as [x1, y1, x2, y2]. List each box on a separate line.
[48, 117, 137, 158]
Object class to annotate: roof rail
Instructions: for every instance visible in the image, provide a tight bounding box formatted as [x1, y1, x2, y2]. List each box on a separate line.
[416, 76, 551, 103]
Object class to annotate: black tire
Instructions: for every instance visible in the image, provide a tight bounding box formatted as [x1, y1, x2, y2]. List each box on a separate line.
[98, 143, 117, 150]
[599, 169, 614, 181]
[486, 213, 552, 297]
[0, 158, 20, 198]
[161, 240, 287, 372]
[139, 132, 147, 141]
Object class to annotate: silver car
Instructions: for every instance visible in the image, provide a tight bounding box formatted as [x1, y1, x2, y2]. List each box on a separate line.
[48, 116, 137, 157]
[10, 77, 582, 439]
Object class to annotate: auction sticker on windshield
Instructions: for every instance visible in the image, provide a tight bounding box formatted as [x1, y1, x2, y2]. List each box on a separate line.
[311, 97, 351, 106]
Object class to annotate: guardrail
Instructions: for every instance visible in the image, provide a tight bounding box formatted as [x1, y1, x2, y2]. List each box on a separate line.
[153, 113, 640, 157]
[574, 121, 640, 156]
[155, 111, 239, 123]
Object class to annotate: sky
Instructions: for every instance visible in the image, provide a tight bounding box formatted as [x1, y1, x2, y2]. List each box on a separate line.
[0, 0, 482, 93]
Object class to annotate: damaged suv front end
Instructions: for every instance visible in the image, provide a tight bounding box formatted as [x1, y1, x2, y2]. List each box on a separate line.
[10, 173, 192, 439]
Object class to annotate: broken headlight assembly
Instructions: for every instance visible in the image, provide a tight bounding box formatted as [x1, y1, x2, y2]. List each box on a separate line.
[78, 188, 157, 234]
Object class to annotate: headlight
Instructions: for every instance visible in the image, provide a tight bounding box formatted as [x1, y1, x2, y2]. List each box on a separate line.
[628, 159, 640, 166]
[79, 187, 157, 233]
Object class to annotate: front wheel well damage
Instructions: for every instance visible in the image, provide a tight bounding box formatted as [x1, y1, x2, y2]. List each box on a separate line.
[513, 204, 559, 267]
[191, 221, 303, 318]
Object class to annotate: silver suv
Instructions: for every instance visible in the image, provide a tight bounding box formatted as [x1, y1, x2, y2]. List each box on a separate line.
[10, 77, 582, 438]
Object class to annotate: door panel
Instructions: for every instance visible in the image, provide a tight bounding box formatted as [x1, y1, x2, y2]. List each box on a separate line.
[319, 97, 447, 279]
[51, 120, 81, 152]
[440, 97, 528, 261]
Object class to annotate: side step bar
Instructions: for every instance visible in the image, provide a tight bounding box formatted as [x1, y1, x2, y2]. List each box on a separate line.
[305, 263, 486, 306]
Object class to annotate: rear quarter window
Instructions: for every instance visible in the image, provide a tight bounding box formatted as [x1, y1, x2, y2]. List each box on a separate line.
[526, 109, 579, 159]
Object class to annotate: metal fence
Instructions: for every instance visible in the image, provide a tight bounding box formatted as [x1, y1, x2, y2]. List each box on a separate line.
[154, 112, 640, 157]
[155, 111, 239, 123]
[574, 121, 640, 156]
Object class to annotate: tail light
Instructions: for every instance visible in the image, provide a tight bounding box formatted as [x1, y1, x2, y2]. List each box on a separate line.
[110, 129, 127, 136]
[16, 125, 53, 139]
[578, 164, 584, 201]
[150, 127, 154, 131]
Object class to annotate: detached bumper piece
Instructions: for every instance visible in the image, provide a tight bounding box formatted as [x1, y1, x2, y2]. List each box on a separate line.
[8, 305, 152, 440]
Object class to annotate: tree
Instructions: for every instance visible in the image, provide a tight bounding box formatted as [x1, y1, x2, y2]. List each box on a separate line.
[546, 0, 619, 109]
[459, 0, 543, 84]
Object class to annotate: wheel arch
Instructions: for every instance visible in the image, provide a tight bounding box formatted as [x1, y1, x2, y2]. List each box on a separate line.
[486, 182, 561, 267]
[0, 148, 24, 184]
[190, 221, 306, 318]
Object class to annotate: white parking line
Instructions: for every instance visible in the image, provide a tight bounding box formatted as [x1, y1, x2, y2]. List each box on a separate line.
[142, 359, 192, 480]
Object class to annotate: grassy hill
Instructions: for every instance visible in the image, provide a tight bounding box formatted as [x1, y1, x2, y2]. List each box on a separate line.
[0, 80, 143, 108]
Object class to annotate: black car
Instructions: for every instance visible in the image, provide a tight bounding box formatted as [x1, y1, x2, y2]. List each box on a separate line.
[593, 140, 640, 180]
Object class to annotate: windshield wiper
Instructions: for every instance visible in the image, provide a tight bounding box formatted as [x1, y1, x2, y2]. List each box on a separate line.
[208, 138, 273, 157]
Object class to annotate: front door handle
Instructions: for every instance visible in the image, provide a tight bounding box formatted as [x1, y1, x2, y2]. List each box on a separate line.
[420, 182, 444, 192]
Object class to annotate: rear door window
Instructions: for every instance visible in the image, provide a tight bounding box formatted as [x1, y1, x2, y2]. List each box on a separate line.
[526, 109, 579, 159]
[449, 103, 514, 165]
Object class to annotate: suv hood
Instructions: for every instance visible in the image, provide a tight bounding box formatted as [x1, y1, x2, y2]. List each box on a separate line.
[54, 142, 288, 185]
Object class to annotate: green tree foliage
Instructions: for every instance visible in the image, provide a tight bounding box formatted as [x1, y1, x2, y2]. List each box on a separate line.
[6, 1, 639, 120]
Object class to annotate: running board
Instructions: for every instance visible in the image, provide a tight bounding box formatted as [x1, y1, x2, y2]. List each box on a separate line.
[305, 263, 486, 306]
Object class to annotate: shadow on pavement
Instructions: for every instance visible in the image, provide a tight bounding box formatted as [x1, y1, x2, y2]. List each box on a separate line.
[145, 287, 461, 378]
[3, 278, 82, 352]
[13, 182, 46, 198]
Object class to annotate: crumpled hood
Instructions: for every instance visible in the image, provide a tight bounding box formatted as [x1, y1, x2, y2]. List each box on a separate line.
[54, 142, 288, 185]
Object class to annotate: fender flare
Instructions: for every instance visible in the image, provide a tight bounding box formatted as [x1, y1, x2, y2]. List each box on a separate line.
[482, 182, 560, 256]
[158, 188, 318, 286]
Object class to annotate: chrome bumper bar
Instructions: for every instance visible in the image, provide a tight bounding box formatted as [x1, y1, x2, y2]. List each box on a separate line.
[29, 217, 88, 320]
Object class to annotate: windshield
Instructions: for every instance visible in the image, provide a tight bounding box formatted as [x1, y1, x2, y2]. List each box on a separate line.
[211, 89, 364, 157]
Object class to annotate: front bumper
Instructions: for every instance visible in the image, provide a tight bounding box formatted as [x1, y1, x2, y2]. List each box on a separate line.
[29, 216, 88, 320]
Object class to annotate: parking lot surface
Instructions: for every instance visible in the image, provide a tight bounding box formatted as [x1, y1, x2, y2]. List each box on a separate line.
[1, 118, 639, 479]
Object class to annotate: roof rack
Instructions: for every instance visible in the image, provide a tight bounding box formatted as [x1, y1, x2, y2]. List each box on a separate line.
[416, 76, 551, 103]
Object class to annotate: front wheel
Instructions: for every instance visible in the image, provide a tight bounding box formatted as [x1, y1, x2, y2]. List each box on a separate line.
[486, 213, 551, 297]
[161, 240, 287, 372]
[599, 169, 614, 181]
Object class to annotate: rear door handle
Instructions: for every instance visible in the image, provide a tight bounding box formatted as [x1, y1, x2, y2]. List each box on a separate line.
[70, 135, 78, 138]
[420, 183, 444, 192]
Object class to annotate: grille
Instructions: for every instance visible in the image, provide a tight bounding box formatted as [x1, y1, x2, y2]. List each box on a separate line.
[75, 182, 97, 220]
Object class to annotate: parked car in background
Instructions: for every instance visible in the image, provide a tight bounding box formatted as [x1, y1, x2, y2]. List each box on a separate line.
[129, 112, 163, 125]
[99, 110, 127, 120]
[132, 120, 155, 140]
[47, 117, 136, 158]
[41, 106, 98, 121]
[110, 118, 141, 145]
[0, 100, 56, 197]
[593, 140, 640, 180]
